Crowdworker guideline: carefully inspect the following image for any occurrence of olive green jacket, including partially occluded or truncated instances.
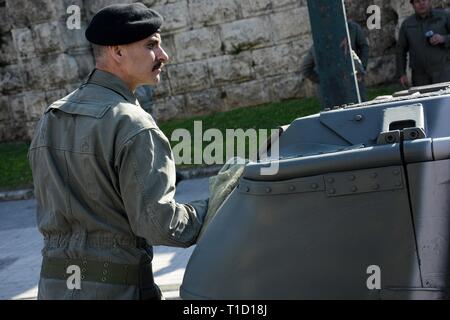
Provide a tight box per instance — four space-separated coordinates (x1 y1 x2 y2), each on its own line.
396 9 450 76
28 69 208 299
347 20 369 70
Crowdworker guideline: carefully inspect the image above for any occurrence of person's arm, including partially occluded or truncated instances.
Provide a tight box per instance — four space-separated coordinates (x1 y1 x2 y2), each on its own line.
355 25 369 70
445 10 450 48
396 23 409 86
300 49 320 83
115 128 207 248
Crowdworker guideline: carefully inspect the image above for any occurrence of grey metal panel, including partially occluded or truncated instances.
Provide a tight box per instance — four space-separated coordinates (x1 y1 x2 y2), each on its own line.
433 137 450 161
403 139 434 163
278 94 450 157
181 89 450 300
181 167 421 299
244 144 402 182
407 159 450 289
319 107 384 145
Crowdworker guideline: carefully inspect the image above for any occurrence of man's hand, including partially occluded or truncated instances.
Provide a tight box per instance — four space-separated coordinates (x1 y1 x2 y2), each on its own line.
399 75 409 88
430 34 445 46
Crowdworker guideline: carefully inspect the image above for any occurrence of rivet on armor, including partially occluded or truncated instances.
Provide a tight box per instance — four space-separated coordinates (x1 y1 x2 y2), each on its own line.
265 187 272 193
327 177 335 183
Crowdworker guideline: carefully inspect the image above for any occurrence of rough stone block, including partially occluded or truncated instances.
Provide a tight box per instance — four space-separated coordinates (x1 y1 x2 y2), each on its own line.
141 0 178 7
0 96 10 121
366 21 397 57
174 27 222 62
152 1 189 33
0 64 24 93
84 0 133 21
252 43 300 78
9 93 26 122
12 27 37 59
0 2 12 34
221 17 272 54
25 91 47 121
5 0 60 27
152 69 171 98
32 22 63 54
45 88 68 105
59 21 90 53
185 88 224 115
151 95 185 121
0 33 17 65
365 54 396 86
270 7 310 42
240 0 300 18
24 53 79 88
167 61 210 95
266 72 305 101
189 0 239 27
208 53 253 85
291 35 314 57
72 53 95 80
222 80 268 110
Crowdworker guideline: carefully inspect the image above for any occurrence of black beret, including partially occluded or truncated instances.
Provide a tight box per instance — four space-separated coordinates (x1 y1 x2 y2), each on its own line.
85 3 163 45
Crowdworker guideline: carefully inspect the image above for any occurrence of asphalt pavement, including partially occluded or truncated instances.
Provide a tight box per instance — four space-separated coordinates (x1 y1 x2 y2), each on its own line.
0 177 210 300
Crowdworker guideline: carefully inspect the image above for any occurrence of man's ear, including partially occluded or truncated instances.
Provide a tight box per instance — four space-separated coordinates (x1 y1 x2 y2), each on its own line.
108 45 124 63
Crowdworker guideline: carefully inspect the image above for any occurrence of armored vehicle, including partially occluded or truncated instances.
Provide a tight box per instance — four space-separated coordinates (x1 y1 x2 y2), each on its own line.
181 82 450 299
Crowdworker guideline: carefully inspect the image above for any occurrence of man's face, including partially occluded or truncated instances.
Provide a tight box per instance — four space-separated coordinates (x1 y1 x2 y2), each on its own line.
412 0 432 16
121 33 169 87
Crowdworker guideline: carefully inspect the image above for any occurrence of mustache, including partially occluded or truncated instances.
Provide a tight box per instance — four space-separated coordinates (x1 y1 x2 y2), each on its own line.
152 60 163 71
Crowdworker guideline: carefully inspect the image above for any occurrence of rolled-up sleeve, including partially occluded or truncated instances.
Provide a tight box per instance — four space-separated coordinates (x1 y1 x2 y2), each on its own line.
115 128 207 248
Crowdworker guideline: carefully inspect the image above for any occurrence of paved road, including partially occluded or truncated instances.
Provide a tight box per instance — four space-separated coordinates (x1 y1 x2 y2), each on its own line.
0 177 210 300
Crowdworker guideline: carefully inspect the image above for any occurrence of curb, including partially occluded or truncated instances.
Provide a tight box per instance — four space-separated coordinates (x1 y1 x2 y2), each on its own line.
0 189 34 202
0 166 220 202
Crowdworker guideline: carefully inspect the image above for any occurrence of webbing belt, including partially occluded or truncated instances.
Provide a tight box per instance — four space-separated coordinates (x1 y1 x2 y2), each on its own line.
41 256 153 287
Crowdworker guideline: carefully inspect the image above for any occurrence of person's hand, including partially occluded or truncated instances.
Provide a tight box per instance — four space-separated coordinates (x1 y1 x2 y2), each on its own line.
430 34 445 46
399 75 409 88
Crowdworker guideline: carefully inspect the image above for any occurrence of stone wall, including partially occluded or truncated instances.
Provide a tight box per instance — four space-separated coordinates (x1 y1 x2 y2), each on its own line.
1 0 449 142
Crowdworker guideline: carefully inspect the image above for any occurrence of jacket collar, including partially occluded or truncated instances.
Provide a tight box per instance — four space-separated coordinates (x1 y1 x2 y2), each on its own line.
415 8 434 20
85 69 138 104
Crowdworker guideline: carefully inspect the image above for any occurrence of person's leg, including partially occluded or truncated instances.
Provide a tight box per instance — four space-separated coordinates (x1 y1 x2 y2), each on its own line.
357 78 367 102
431 67 450 84
411 70 432 87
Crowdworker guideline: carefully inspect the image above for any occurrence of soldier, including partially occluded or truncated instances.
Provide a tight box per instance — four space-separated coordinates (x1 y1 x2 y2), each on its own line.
300 20 369 105
28 3 208 300
397 0 450 87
